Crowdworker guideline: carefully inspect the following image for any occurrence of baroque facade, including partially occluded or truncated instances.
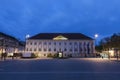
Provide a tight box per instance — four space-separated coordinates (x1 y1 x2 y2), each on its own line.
25 33 95 57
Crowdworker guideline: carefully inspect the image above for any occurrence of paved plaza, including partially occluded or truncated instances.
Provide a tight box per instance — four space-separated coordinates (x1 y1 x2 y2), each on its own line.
0 58 120 80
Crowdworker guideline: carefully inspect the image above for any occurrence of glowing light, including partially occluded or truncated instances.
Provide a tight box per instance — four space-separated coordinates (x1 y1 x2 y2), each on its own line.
59 53 62 58
8 53 13 56
94 34 98 38
109 50 114 56
26 34 30 39
53 35 68 40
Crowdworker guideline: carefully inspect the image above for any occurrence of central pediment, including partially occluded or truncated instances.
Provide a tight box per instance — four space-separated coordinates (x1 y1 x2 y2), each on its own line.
53 35 68 40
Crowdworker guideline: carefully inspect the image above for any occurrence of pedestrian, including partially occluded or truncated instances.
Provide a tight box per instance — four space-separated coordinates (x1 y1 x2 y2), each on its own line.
3 52 7 60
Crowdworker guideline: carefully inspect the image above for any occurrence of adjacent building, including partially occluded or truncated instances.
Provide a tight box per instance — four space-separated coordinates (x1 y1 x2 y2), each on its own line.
0 32 24 57
25 33 95 58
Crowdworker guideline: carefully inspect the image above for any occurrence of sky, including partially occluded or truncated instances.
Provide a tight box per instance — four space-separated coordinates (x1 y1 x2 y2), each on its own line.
0 0 120 41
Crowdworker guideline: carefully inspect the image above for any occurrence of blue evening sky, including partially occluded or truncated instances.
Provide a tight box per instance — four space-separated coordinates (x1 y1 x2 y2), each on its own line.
0 0 120 41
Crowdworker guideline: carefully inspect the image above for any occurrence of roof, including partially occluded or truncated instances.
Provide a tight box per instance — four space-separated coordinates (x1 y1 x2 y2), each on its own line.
28 33 93 40
0 32 18 41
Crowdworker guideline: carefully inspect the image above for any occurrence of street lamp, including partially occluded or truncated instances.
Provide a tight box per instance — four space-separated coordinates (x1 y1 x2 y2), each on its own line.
26 34 30 39
94 34 98 45
94 34 99 57
25 34 30 52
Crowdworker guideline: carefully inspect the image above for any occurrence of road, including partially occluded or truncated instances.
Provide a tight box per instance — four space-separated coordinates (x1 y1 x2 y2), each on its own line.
0 58 120 80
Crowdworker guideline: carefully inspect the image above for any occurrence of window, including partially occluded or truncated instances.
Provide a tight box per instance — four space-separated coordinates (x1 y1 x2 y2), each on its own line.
70 49 72 52
54 48 56 51
39 48 41 51
34 42 37 45
69 42 72 45
54 42 56 45
26 48 28 51
26 42 29 45
44 42 47 45
34 48 37 51
74 42 77 45
79 42 82 45
30 42 32 45
30 48 32 51
64 48 67 51
84 42 86 46
65 54 66 56
49 42 51 45
48 48 51 51
64 42 67 45
84 48 86 51
59 48 61 51
44 54 46 56
44 48 47 51
39 42 41 45
59 42 61 45
74 48 78 51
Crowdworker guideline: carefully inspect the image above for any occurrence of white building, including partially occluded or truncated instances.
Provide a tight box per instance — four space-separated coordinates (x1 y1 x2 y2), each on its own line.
25 33 95 58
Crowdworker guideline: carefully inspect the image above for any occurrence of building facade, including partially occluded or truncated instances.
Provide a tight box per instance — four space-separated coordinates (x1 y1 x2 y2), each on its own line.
25 33 95 57
0 32 22 57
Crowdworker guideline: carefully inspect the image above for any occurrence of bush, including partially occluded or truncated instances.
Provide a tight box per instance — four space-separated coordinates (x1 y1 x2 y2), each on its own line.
47 53 53 57
31 53 37 58
53 53 59 58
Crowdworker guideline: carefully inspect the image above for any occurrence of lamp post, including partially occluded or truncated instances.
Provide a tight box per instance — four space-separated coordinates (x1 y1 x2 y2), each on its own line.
25 34 30 52
94 34 98 57
94 34 98 45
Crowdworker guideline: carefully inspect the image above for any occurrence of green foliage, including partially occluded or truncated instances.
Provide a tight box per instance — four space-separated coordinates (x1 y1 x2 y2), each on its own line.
31 53 37 58
53 53 59 58
47 53 53 57
99 33 120 51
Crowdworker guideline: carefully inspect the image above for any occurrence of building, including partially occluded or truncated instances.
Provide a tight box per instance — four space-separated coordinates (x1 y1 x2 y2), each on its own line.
0 32 22 57
25 33 95 58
